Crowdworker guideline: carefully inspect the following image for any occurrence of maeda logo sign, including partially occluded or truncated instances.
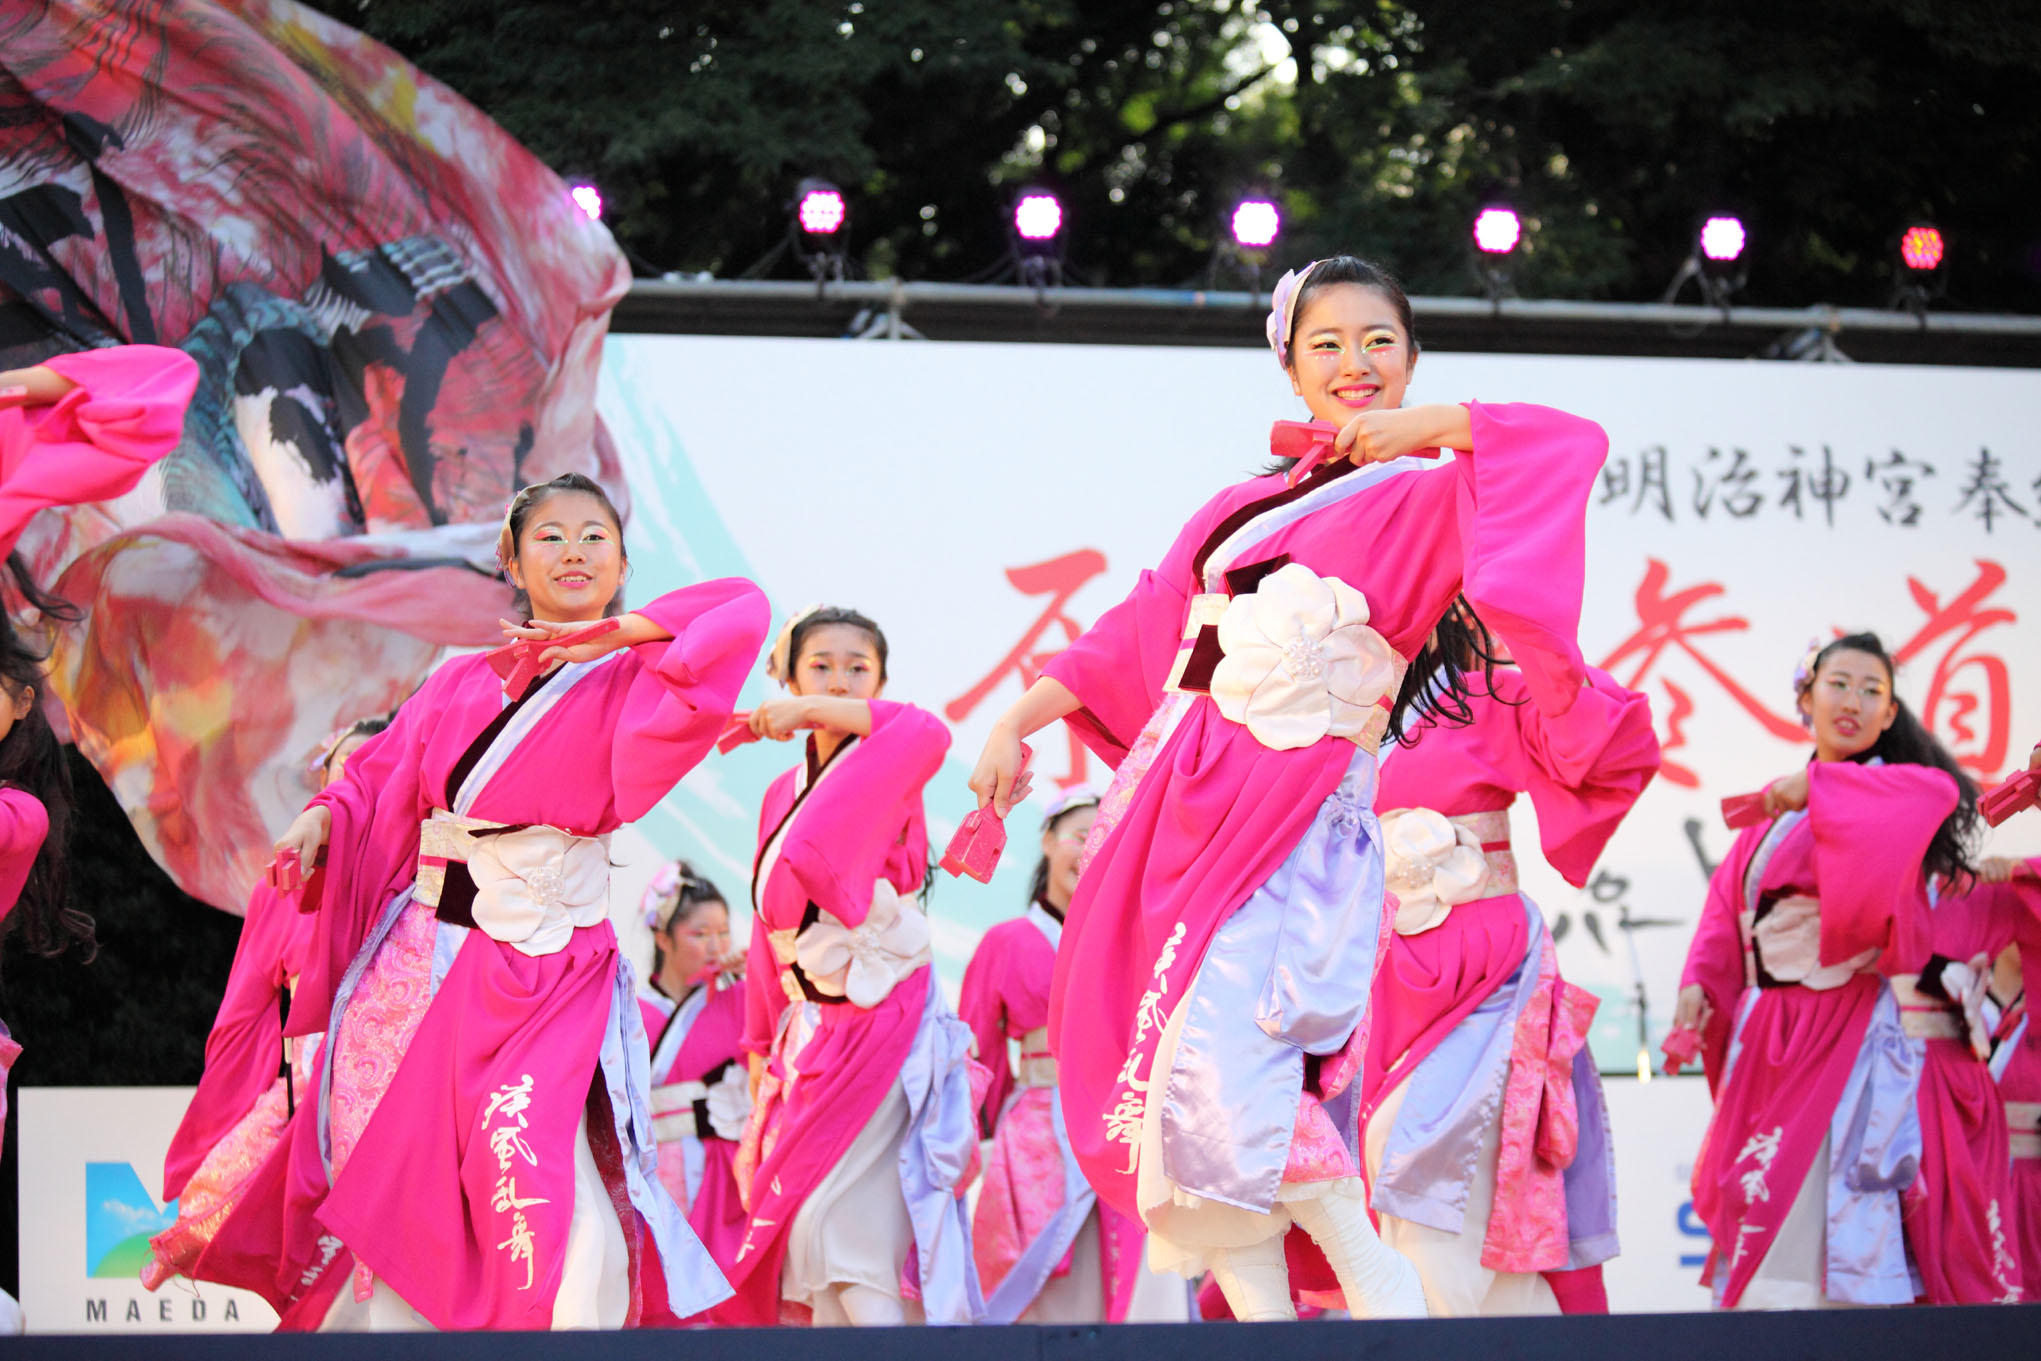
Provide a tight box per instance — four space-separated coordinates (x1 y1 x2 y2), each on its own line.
17 1088 277 1333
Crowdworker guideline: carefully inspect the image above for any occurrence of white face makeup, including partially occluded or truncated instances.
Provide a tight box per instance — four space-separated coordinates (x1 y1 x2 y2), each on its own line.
1286 282 1415 427
1799 647 1899 762
510 489 625 622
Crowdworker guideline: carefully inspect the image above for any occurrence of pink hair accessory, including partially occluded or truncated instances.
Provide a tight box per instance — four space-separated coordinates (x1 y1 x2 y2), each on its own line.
1790 635 1825 730
1265 259 1322 366
641 861 686 930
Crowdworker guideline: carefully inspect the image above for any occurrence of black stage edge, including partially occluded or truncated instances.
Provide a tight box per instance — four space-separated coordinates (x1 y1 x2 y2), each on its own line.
9 1306 2041 1360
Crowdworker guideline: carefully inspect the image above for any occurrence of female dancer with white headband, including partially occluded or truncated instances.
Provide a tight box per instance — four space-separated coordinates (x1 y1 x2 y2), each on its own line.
635 861 752 1307
222 472 767 1330
968 256 1610 1321
724 605 982 1327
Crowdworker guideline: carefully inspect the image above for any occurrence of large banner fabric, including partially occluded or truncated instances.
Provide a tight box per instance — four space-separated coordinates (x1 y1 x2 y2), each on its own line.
600 335 2041 1064
0 0 628 910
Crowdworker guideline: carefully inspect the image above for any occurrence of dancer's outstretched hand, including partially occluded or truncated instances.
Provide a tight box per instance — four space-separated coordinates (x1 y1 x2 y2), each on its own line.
1761 769 1810 817
1335 403 1471 466
498 614 636 669
0 365 77 408
1672 982 1713 1034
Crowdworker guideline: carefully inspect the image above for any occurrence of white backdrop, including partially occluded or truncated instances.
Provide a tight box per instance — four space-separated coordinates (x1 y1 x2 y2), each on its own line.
599 334 2041 1070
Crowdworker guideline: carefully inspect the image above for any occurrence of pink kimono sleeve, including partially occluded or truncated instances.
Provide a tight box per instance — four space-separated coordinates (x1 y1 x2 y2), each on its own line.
612 578 772 821
0 345 198 559
1515 666 1662 886
1680 832 1759 1093
0 789 50 923
1453 402 1609 717
289 671 438 1035
1041 484 1236 768
1807 760 1957 969
958 932 1014 1135
740 924 783 1058
775 700 950 928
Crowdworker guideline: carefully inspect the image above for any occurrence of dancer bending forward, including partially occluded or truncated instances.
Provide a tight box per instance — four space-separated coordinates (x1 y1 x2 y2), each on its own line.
969 256 1609 1321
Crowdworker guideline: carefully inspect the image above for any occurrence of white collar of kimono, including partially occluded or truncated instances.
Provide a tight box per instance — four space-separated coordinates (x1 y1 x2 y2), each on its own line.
1025 901 1063 949
452 650 624 815
650 977 713 1078
1200 454 1439 593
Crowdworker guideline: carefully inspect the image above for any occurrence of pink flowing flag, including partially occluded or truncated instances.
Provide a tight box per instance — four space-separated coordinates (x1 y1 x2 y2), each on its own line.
0 0 631 911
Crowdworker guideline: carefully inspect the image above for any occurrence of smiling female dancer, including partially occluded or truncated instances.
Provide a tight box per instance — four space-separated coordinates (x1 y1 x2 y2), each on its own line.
725 606 982 1326
1676 633 1980 1308
968 256 1611 1321
209 472 768 1330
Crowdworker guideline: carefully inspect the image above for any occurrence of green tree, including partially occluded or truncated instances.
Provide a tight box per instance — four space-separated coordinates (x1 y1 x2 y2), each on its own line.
310 0 2041 308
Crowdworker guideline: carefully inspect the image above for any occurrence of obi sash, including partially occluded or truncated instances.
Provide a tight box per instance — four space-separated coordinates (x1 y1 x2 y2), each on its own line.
765 879 933 1011
2006 1100 2041 1160
1163 559 1407 754
1379 806 1520 935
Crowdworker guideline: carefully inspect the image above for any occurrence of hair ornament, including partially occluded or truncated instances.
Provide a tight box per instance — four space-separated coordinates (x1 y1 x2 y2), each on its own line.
1265 260 1323 367
1041 785 1101 824
641 861 686 931
766 602 826 684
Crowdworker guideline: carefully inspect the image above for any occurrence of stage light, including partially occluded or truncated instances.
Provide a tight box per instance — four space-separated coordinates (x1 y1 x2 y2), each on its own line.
797 182 847 238
1472 206 1521 256
1231 199 1281 250
1014 192 1063 244
569 183 603 221
1699 215 1746 264
1901 224 1944 272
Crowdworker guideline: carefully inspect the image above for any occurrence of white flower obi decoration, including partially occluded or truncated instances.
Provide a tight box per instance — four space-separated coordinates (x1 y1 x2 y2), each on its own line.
705 1063 754 1141
794 879 932 1009
1209 561 1400 751
1940 953 1995 1063
465 825 613 957
1380 808 1491 936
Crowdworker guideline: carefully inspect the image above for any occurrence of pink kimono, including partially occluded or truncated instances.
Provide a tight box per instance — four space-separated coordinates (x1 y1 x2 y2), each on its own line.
728 701 983 1326
0 789 50 1151
1360 664 1658 1309
1043 404 1607 1276
1988 859 2041 1298
1681 760 1955 1308
1900 866 2033 1302
0 342 197 1154
961 905 1148 1321
192 579 768 1330
145 879 322 1289
636 975 751 1289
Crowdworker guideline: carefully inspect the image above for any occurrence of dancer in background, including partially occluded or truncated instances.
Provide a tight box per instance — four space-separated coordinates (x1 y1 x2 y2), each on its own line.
962 788 1183 1323
969 256 1610 1321
726 605 982 1327
144 716 389 1293
207 472 767 1330
1916 853 2037 1302
1360 603 1657 1315
0 343 198 1332
635 861 752 1294
1675 634 1976 1308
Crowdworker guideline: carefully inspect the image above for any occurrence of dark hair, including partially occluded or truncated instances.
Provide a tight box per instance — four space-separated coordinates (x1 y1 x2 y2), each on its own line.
497 472 628 620
322 714 392 777
1388 596 1514 747
1267 255 1420 477
0 564 88 964
1028 799 1098 908
788 606 890 684
649 861 727 977
1798 632 1979 888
